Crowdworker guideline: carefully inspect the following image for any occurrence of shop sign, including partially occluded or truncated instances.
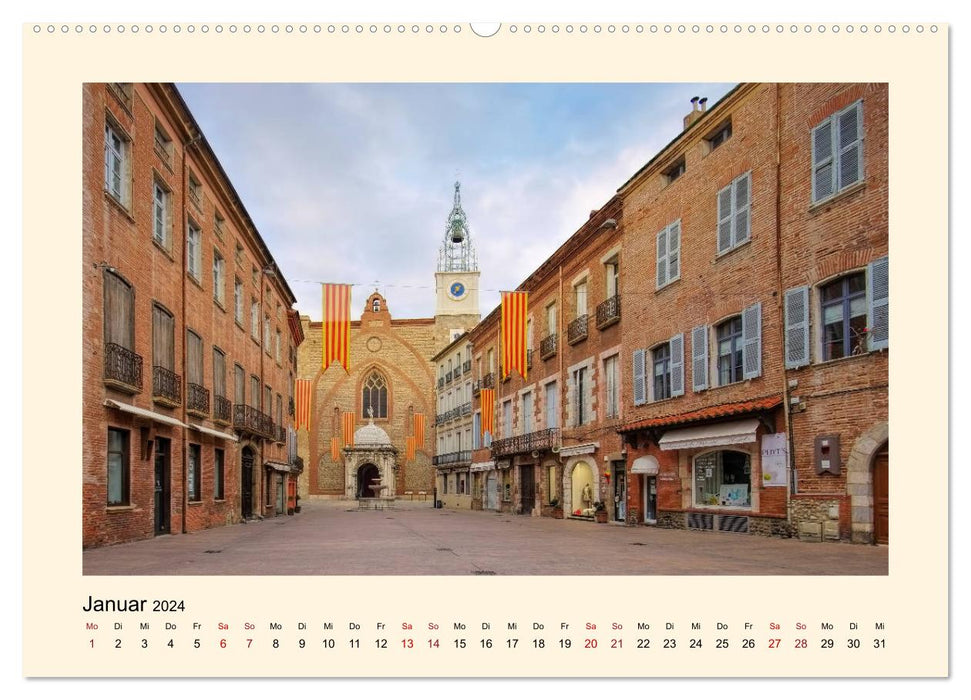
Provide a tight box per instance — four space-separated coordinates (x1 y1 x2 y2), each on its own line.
761 433 787 486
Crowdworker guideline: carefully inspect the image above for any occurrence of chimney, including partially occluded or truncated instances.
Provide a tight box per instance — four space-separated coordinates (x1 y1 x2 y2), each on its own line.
683 96 707 130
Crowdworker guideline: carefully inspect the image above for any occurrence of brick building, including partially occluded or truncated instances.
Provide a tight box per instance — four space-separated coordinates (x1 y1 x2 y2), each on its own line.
297 183 480 501
83 83 303 548
433 332 474 508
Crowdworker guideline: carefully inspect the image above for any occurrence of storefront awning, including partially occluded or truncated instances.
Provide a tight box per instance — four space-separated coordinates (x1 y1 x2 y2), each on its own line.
658 419 760 451
630 456 660 475
264 461 291 473
104 399 187 428
188 423 239 442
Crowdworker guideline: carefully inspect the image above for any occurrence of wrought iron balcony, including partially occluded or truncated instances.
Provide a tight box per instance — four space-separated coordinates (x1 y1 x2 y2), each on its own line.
482 372 496 390
152 366 181 406
567 314 589 345
472 380 481 396
103 342 142 393
460 402 472 416
233 404 274 439
540 333 557 360
432 450 472 467
213 395 232 424
491 428 560 458
187 383 210 417
462 360 472 374
435 412 448 426
596 294 621 329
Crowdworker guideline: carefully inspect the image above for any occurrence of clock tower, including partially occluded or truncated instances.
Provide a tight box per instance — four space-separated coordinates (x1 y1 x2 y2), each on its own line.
434 182 481 340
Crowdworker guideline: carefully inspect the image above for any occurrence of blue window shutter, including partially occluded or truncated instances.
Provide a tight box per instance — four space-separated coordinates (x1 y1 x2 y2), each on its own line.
656 229 668 288
812 118 835 203
668 221 681 281
742 302 762 379
838 101 863 190
717 184 733 254
734 172 751 245
784 286 811 369
868 256 889 351
670 333 685 397
691 325 708 392
633 349 646 406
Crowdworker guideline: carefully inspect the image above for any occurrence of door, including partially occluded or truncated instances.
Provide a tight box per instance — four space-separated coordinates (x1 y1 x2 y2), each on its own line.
485 474 497 510
153 437 170 535
873 447 889 544
613 462 626 522
241 447 254 519
520 465 535 515
644 476 657 522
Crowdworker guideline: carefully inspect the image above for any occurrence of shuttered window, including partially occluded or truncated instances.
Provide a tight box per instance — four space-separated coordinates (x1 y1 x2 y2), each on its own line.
812 100 864 204
692 325 709 391
545 381 558 428
670 333 685 397
604 355 619 418
187 223 202 280
250 375 260 409
152 181 169 248
234 278 244 323
867 256 889 351
656 220 681 289
716 172 752 255
234 364 245 405
716 318 743 385
186 330 203 385
633 349 646 406
152 304 175 371
652 344 671 401
212 249 225 305
821 272 868 360
104 122 127 204
213 348 226 398
741 302 762 379
103 271 134 350
784 286 811 368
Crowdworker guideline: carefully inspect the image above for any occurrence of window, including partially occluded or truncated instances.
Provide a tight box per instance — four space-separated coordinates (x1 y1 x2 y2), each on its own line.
188 444 201 502
574 281 588 319
250 375 260 409
213 348 226 400
663 156 686 184
605 258 619 299
264 315 272 355
152 304 175 372
545 382 558 428
234 278 244 324
522 391 533 434
812 101 863 204
694 450 751 508
214 448 225 500
656 220 681 288
652 343 671 401
107 427 130 506
276 394 283 428
546 303 556 334
473 413 481 449
275 329 282 364
152 181 170 248
154 121 172 164
264 385 272 416
716 171 752 255
502 400 512 437
604 355 619 419
235 364 245 405
103 271 134 351
362 372 388 418
573 368 586 426
716 317 744 385
820 272 868 361
186 330 203 388
187 222 202 281
235 242 244 267
705 120 732 151
251 299 260 340
212 250 225 305
487 349 495 373
188 174 202 210
104 122 128 205
214 211 225 240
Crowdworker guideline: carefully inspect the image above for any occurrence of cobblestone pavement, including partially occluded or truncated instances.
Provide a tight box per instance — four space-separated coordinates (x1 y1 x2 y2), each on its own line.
83 499 888 576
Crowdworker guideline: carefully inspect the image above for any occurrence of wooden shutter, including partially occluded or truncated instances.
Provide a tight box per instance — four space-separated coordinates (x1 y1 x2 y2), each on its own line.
717 184 733 253
668 221 681 281
838 102 863 190
656 229 668 288
670 333 685 397
235 365 245 405
812 118 835 202
633 349 646 406
213 349 226 397
734 173 751 245
153 305 174 370
742 302 762 379
692 325 709 392
868 256 889 351
784 286 811 368
186 330 202 384
103 272 133 349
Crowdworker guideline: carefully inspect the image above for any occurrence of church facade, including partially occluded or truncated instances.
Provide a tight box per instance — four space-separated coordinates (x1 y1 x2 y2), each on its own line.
296 183 481 500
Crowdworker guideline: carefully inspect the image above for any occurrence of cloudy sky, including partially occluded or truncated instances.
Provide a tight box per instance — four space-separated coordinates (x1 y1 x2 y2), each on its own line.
178 82 734 321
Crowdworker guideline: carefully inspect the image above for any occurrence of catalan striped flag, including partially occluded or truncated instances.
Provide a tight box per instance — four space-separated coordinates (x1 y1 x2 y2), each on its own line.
342 411 356 447
406 436 415 461
413 412 425 449
322 284 352 373
330 437 340 462
480 388 495 439
501 291 528 380
295 379 312 431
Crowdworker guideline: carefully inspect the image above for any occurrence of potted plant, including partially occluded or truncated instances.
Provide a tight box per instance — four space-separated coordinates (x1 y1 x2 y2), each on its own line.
593 501 609 523
550 498 564 519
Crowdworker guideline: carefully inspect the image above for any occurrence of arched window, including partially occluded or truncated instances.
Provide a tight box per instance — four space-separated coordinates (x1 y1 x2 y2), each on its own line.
694 450 751 508
362 371 388 419
372 298 381 312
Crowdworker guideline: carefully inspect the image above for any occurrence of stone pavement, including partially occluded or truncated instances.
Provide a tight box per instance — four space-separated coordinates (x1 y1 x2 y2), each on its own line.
82 499 888 576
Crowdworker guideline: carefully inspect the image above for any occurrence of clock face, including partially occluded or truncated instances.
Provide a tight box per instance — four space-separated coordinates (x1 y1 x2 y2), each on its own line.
449 281 466 298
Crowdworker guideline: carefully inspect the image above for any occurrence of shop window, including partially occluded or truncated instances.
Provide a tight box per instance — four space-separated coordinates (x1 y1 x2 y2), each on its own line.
107 427 130 506
694 450 751 508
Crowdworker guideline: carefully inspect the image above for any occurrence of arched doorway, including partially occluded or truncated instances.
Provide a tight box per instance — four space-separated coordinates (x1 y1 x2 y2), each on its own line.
357 463 381 498
846 421 889 544
570 461 595 515
872 441 889 545
241 446 254 519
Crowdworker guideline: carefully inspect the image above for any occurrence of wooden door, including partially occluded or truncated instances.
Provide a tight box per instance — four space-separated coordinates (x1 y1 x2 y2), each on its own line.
873 448 889 544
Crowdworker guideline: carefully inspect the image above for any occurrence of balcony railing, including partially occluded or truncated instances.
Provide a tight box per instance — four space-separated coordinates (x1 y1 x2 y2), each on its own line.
213 395 232 424
567 314 589 345
596 294 621 329
462 360 472 374
233 404 274 439
187 383 210 417
540 333 557 360
491 428 560 458
435 412 448 426
482 372 496 390
472 380 481 396
432 450 472 467
460 402 472 416
103 342 142 393
152 366 182 406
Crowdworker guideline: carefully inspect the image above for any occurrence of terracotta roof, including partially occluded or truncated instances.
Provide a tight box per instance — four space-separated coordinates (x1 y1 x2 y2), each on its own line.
617 395 784 434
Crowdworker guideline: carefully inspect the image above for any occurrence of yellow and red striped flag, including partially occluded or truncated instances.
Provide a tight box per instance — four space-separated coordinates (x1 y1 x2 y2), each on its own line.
406 436 415 461
330 437 340 462
413 412 425 449
295 379 312 431
322 283 351 373
501 291 528 380
342 411 356 447
480 388 495 438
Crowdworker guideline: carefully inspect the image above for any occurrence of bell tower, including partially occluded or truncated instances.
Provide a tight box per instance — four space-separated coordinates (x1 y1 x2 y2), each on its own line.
434 182 480 336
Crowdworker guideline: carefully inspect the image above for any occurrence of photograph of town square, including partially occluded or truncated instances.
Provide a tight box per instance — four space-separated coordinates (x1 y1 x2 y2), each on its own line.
82 82 888 575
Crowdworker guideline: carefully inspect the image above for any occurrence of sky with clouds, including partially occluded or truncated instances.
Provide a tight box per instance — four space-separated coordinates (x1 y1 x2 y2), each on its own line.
178 82 734 321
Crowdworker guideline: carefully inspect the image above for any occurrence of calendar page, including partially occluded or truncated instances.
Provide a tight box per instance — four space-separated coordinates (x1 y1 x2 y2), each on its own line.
19 11 949 687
